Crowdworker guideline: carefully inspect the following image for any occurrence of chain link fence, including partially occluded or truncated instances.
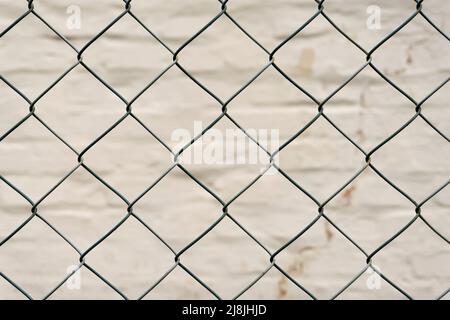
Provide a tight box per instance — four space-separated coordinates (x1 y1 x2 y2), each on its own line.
0 0 449 300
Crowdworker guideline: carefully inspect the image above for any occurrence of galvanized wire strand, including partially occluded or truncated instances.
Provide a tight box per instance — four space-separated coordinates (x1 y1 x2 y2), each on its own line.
0 0 448 300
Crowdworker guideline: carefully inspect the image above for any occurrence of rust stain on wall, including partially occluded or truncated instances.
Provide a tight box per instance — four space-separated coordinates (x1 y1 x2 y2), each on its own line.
324 220 334 242
298 48 315 76
340 185 356 206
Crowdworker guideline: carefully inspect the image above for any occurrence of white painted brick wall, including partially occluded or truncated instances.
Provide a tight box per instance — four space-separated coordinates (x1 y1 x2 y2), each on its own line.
0 0 449 300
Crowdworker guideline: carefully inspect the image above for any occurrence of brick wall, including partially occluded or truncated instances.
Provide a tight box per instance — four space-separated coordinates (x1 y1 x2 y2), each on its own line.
0 0 449 299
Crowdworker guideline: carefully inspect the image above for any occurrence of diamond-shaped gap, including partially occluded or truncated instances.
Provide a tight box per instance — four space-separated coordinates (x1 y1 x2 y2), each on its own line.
37 168 126 251
181 218 269 299
0 79 29 135
0 13 76 99
178 116 271 202
35 66 125 150
373 219 450 299
419 0 450 36
324 0 416 50
130 0 220 48
419 186 449 247
0 0 24 32
421 184 450 239
372 116 450 201
48 267 124 300
225 0 318 50
142 267 216 300
227 66 318 148
0 117 75 200
237 268 312 300
322 67 414 151
0 179 31 243
175 14 268 100
0 275 29 300
0 216 79 298
230 170 317 252
334 268 407 300
274 13 365 101
82 116 173 200
420 84 449 138
131 66 220 150
132 167 222 252
371 13 450 101
85 216 174 299
325 169 414 253
34 0 125 49
275 218 366 299
81 12 172 100
277 115 366 203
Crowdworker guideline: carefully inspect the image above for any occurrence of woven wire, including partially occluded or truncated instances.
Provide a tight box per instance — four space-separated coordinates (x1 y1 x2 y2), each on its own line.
0 0 449 300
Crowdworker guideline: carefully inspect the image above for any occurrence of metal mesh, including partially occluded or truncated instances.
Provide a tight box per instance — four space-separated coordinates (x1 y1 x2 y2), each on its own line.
0 0 448 300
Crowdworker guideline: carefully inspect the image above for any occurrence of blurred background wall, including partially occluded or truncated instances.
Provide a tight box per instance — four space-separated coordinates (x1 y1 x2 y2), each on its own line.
0 0 449 299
